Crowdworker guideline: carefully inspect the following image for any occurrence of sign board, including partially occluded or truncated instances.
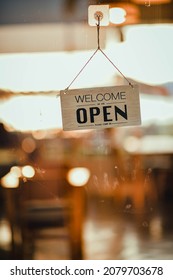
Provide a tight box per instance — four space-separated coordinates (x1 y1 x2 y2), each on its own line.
60 85 141 131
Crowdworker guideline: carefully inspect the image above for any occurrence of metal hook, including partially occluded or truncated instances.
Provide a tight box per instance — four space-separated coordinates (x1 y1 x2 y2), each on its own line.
94 11 103 22
94 11 103 49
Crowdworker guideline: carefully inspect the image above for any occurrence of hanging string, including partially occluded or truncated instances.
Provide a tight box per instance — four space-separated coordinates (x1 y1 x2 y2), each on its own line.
99 49 133 87
96 14 101 49
65 13 133 90
65 48 99 90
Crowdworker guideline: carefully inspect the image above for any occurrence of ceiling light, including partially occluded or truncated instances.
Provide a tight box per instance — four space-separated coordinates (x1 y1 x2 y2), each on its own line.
109 3 140 25
110 8 127 24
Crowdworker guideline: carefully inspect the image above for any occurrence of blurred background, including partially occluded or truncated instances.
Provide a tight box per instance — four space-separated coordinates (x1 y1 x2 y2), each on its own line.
0 0 173 260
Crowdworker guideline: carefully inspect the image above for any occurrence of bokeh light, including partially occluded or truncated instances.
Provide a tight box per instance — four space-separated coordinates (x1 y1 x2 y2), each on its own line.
67 167 90 187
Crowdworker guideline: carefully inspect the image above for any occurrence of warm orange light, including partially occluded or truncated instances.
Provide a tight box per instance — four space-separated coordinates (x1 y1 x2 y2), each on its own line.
67 167 90 187
132 0 171 5
22 165 35 178
1 172 19 188
22 137 36 153
0 220 12 247
10 166 22 178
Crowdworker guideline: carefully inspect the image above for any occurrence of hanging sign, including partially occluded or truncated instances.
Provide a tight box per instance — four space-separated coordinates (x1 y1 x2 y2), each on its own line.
60 85 141 131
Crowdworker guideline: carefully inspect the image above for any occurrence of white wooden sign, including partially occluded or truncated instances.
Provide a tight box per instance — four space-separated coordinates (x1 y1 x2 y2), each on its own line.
60 85 141 131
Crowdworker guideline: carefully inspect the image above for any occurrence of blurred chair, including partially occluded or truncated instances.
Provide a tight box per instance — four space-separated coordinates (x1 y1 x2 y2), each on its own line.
3 166 85 260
